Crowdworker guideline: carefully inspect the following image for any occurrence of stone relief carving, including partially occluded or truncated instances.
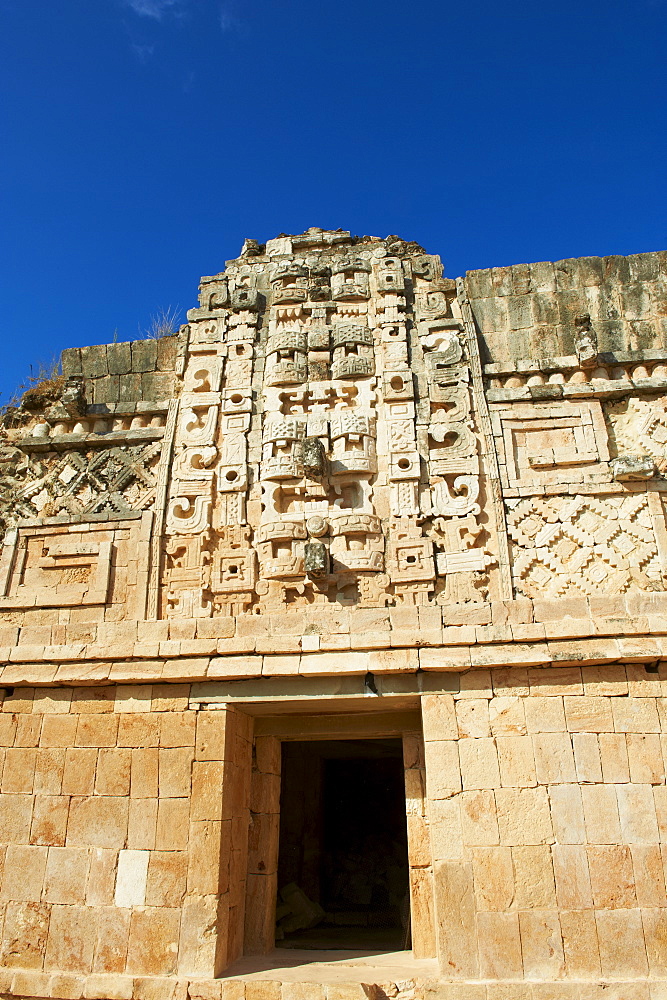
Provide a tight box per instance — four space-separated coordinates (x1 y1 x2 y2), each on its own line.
507 493 664 598
8 230 666 619
157 233 504 611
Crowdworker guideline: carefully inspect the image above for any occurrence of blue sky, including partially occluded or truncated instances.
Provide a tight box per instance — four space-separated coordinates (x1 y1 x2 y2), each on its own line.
1 0 665 404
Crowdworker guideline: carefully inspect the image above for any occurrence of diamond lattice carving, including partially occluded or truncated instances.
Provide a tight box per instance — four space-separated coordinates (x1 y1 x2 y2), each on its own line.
15 443 161 519
507 493 663 598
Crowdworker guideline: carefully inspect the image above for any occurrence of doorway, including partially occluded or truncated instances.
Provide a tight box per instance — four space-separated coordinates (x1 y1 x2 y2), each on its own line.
276 738 410 950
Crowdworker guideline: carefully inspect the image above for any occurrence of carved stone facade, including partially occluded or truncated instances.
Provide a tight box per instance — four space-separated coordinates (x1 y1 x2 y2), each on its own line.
0 234 667 999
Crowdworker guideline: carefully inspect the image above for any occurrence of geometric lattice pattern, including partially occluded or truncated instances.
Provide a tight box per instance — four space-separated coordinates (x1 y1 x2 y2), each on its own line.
15 443 161 519
507 493 663 598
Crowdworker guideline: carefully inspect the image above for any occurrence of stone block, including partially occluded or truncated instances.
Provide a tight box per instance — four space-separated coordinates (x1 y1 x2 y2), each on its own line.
642 907 667 976
518 909 565 979
560 909 601 978
107 342 132 376
533 733 577 784
459 788 499 846
419 647 472 672
30 794 69 845
282 986 325 1000
255 736 281 775
595 908 649 977
617 783 659 843
196 711 230 761
433 861 478 977
127 797 158 850
145 850 187 906
1 899 50 967
512 845 556 909
75 713 119 747
10 970 52 997
247 811 279 875
429 797 463 861
250 770 281 814
43 846 90 904
114 848 149 907
549 784 586 844
131 748 159 798
572 732 602 783
627 733 664 784
489 696 526 736
117 713 160 748
126 906 180 975
187 820 230 894
496 735 536 787
552 844 593 908
631 845 667 906
86 848 118 906
178 894 227 976
81 345 108 378
421 695 457 741
2 747 37 792
582 664 628 696
472 846 513 910
66 796 129 848
492 668 529 696
160 712 197 747
581 784 622 843
564 696 613 732
0 714 18 746
96 748 132 795
455 699 490 738
598 733 630 782
587 844 637 907
0 792 34 842
191 761 225 821
155 797 190 850
45 903 97 973
496 786 554 845
458 737 500 790
524 696 566 733
244 873 277 957
159 747 195 798
612 697 660 733
151 684 190 712
34 748 66 795
424 740 461 799
15 714 43 746
245 985 281 1000
458 670 493 698
49 972 86 999
0 844 48 901
476 911 522 978
130 339 158 373
62 347 83 376
85 973 134 999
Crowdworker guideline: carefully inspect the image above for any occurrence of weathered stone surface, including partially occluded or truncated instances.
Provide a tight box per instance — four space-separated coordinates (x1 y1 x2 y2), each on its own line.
0 236 665 992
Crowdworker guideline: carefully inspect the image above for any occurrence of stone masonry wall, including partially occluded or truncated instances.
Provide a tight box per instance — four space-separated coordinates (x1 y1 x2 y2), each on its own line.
1 232 667 995
0 686 253 988
61 334 186 406
423 666 667 982
467 252 667 364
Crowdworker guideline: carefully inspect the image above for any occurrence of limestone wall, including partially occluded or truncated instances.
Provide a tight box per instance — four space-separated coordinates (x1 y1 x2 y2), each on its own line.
61 334 185 406
423 667 667 981
1 230 667 994
0 685 253 986
467 251 667 364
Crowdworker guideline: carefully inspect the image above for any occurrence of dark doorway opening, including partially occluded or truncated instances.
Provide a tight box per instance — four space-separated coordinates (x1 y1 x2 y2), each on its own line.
276 738 410 951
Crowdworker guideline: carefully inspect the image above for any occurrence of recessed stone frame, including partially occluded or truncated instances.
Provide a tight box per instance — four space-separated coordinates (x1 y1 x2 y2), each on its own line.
207 706 436 969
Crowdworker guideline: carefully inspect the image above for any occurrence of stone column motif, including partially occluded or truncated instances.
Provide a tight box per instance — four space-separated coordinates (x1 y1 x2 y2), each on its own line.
158 230 505 613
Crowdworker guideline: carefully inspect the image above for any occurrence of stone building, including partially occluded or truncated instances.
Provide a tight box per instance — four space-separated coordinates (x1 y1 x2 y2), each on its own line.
0 228 666 1000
